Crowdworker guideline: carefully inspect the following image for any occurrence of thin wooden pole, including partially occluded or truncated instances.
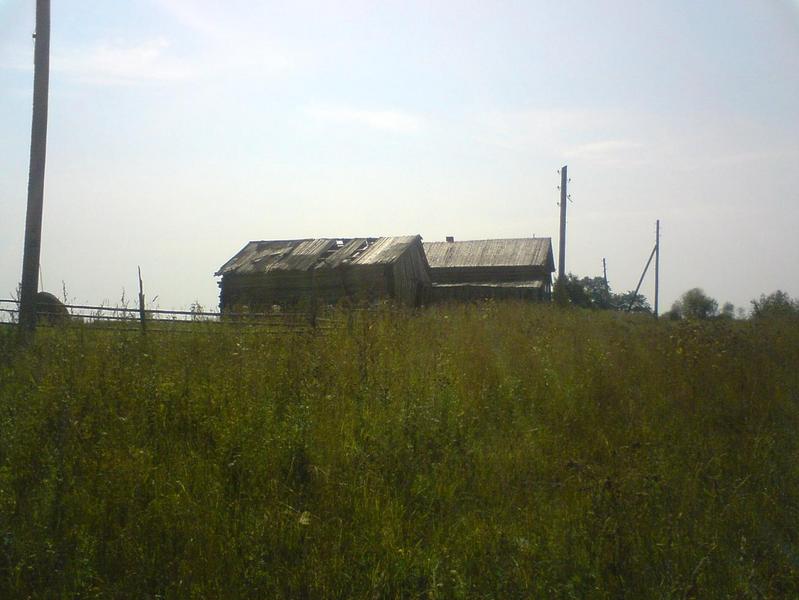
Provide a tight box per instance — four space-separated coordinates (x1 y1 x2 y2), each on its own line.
654 220 660 318
557 165 568 282
138 266 146 331
309 268 318 328
18 0 51 332
602 257 608 291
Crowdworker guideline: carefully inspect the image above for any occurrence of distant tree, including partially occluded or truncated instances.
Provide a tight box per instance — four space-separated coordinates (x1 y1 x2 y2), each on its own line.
666 301 683 320
677 288 718 320
614 290 652 313
563 275 592 308
719 301 735 319
553 274 614 309
580 276 613 309
553 277 569 307
552 273 650 312
751 290 798 319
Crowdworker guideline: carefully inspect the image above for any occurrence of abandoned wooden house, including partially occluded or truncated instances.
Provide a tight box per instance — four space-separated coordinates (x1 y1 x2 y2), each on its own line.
423 237 555 302
215 236 432 310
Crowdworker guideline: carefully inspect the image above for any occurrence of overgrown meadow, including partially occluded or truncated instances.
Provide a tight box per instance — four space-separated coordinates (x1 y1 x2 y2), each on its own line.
1 304 797 598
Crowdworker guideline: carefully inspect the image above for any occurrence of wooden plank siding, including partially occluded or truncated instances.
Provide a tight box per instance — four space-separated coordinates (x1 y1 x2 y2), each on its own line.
423 238 555 303
216 236 431 311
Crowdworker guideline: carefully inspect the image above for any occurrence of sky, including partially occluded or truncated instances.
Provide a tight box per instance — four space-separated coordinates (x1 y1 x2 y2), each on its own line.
1 0 798 313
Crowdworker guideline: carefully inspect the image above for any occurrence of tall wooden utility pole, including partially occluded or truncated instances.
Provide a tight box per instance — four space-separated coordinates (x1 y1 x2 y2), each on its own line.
602 258 608 290
654 219 660 318
19 0 51 331
557 165 568 282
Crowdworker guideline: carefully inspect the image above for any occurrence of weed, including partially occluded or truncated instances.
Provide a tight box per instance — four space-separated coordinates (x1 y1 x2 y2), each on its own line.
0 304 797 597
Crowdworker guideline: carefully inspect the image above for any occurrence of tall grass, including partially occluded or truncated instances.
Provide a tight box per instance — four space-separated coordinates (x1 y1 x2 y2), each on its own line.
1 303 797 598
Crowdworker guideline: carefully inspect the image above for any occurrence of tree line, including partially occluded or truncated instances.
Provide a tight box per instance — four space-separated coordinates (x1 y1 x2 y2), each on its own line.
553 274 798 320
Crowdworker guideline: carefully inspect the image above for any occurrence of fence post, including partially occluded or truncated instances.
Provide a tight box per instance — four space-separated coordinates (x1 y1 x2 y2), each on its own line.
138 266 146 332
308 268 318 328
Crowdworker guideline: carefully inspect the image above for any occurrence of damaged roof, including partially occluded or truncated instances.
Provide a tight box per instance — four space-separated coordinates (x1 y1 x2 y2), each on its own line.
215 236 425 276
351 236 422 266
423 238 555 271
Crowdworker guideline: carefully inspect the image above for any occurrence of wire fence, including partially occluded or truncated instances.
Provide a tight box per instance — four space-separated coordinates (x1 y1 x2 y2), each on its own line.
0 298 335 333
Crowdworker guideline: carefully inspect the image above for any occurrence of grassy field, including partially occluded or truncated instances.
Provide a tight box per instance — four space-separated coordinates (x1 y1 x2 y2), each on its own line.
0 304 797 598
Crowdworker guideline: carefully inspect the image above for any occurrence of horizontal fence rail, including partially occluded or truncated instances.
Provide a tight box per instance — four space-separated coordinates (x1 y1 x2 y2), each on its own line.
0 298 335 332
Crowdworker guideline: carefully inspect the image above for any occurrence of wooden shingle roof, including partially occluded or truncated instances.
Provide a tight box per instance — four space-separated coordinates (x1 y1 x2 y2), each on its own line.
423 238 554 272
216 236 425 276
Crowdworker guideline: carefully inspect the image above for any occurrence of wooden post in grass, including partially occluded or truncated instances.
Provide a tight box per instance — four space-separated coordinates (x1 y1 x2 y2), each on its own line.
138 266 146 331
654 220 660 318
309 268 318 328
18 0 51 333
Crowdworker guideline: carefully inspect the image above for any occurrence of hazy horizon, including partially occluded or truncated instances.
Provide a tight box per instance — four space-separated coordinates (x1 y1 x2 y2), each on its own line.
2 0 798 313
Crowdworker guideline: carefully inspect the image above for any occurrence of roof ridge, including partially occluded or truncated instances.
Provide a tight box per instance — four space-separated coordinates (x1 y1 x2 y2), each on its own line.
425 237 550 243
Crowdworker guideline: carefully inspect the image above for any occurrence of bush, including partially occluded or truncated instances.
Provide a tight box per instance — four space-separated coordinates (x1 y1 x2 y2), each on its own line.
673 288 718 320
554 274 650 312
751 290 798 320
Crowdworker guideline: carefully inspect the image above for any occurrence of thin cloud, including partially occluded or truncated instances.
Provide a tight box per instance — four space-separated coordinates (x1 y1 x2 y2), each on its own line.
471 107 641 159
152 0 297 73
474 108 599 150
152 0 225 39
49 37 291 87
307 106 425 134
52 38 194 85
566 139 646 166
4 0 296 87
472 108 655 167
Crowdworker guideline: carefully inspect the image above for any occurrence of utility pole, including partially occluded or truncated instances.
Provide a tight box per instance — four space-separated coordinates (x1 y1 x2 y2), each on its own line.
602 257 608 291
558 165 568 282
654 219 660 318
18 0 51 331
